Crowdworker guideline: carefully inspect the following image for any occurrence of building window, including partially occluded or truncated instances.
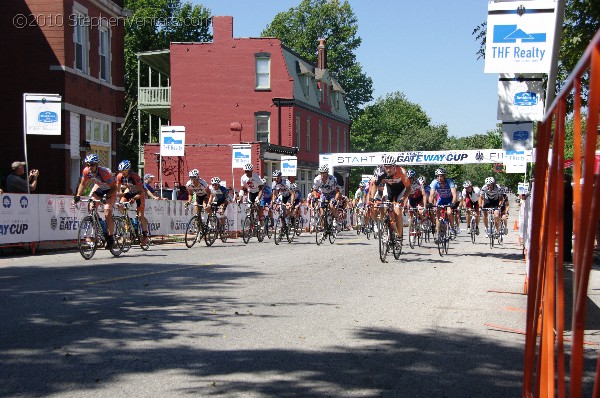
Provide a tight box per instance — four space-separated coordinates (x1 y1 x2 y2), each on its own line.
296 115 301 151
306 117 311 152
318 120 322 153
255 112 270 142
73 10 88 73
99 26 110 82
86 116 111 166
336 127 340 152
344 128 348 152
255 53 271 90
303 75 311 98
328 125 332 153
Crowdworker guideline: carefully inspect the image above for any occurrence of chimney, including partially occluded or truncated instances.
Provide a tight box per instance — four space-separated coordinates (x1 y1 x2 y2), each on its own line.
317 38 327 69
213 16 233 42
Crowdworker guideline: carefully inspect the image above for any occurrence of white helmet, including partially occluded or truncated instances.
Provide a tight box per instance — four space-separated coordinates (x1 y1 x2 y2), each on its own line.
189 169 199 178
381 154 396 166
210 177 221 184
318 165 329 173
243 163 254 171
435 168 446 176
260 178 267 185
463 180 472 188
485 176 495 185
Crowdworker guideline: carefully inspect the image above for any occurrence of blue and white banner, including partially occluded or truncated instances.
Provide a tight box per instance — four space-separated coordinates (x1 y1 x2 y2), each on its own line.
0 194 39 244
232 144 252 169
39 195 87 241
160 126 185 157
502 122 534 151
281 156 297 177
497 74 545 121
484 0 557 74
25 94 62 136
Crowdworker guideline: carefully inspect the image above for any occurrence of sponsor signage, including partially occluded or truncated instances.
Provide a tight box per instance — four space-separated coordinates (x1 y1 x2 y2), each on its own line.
497 74 545 121
502 122 534 151
160 126 185 156
518 182 530 195
24 94 62 135
281 156 297 177
484 1 557 73
0 194 39 244
232 144 252 169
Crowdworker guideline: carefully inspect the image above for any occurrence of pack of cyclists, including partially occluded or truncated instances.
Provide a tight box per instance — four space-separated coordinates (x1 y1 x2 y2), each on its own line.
73 153 512 253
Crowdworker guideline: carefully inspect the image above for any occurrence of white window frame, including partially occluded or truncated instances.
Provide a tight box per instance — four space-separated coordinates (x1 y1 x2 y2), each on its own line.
296 115 301 151
255 57 271 90
306 117 311 152
98 24 111 82
73 7 89 74
255 113 270 143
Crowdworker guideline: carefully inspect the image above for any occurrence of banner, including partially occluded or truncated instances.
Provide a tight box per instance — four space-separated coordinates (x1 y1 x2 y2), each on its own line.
502 122 534 151
38 195 87 241
24 94 62 136
518 182 530 195
160 126 185 157
281 156 297 176
484 1 557 74
0 194 40 244
497 74 545 121
232 144 252 169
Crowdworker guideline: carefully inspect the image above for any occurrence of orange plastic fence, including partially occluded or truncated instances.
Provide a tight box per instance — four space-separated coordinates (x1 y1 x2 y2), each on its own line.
522 29 600 397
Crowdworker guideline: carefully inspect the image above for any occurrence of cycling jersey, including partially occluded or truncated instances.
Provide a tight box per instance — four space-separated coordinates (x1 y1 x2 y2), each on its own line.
313 174 338 196
462 187 481 209
430 178 456 206
116 171 143 194
240 173 263 194
408 181 424 199
272 178 291 197
186 178 209 197
209 185 228 203
81 166 115 191
355 188 365 201
374 167 411 201
480 183 501 201
262 185 272 199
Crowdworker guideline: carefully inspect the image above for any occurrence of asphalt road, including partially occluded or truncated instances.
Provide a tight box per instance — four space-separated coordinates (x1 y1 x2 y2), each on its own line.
0 214 598 397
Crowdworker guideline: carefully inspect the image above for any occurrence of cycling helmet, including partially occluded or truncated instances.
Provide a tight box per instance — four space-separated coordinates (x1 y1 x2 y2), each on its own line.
273 170 282 177
381 154 396 166
463 180 472 188
118 160 131 171
435 168 446 176
210 177 221 185
290 183 298 190
417 176 426 185
485 176 495 185
406 169 416 178
260 178 267 185
188 169 199 178
243 163 254 171
84 154 100 164
318 165 329 173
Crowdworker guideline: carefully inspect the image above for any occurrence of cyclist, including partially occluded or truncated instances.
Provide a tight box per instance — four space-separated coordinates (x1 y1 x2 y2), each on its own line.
238 163 265 222
116 160 149 245
428 168 458 242
207 177 229 215
313 165 341 227
73 154 117 249
499 186 510 230
404 169 427 234
367 166 386 234
271 170 294 222
418 176 435 231
462 180 480 234
186 169 210 216
290 182 303 223
478 176 502 237
371 155 411 242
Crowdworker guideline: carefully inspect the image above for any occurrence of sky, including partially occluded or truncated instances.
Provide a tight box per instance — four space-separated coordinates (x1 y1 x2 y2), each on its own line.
190 0 500 138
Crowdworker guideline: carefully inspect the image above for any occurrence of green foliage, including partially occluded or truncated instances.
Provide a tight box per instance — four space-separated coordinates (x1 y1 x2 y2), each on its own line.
261 0 373 120
121 0 211 163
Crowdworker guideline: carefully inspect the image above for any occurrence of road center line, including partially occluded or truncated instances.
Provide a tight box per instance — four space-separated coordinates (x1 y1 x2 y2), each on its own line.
84 263 213 285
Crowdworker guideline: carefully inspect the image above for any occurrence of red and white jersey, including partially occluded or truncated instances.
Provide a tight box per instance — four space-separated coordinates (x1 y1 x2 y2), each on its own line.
81 166 115 191
186 178 209 196
240 173 263 194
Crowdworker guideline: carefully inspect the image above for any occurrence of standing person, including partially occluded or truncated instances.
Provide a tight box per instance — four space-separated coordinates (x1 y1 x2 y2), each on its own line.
6 161 39 193
73 154 117 249
143 174 162 200
428 168 458 241
116 160 149 245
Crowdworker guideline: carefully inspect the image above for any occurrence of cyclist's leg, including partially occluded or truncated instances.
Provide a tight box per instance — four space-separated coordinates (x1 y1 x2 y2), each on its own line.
393 202 403 239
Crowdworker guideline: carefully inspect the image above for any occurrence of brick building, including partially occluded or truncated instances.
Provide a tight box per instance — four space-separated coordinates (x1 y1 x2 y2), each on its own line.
140 16 351 196
2 0 127 194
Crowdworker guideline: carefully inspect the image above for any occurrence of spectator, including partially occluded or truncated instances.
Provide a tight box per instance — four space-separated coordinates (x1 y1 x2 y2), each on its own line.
6 161 39 193
227 187 235 202
177 185 189 201
143 174 163 200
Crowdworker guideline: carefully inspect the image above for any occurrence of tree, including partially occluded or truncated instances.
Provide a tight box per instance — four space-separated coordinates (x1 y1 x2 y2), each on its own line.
261 0 373 120
120 0 211 163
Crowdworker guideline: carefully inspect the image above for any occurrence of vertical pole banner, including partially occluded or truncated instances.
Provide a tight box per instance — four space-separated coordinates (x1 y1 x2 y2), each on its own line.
232 144 252 168
160 126 185 198
281 156 297 177
24 94 62 136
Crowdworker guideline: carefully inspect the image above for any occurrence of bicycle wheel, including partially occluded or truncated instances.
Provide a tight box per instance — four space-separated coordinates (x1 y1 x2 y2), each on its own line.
365 220 371 240
204 214 218 246
408 217 416 249
119 217 133 253
328 221 337 244
219 218 229 243
77 216 98 260
378 219 389 263
470 218 476 244
185 215 200 248
444 227 449 254
488 224 495 248
315 215 325 245
437 223 446 257
256 217 266 242
264 217 272 239
392 226 402 260
242 216 252 244
109 217 125 257
295 217 303 237
415 219 422 247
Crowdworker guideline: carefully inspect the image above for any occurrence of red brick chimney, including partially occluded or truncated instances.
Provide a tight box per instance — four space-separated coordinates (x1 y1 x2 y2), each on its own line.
317 38 327 69
213 16 233 42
